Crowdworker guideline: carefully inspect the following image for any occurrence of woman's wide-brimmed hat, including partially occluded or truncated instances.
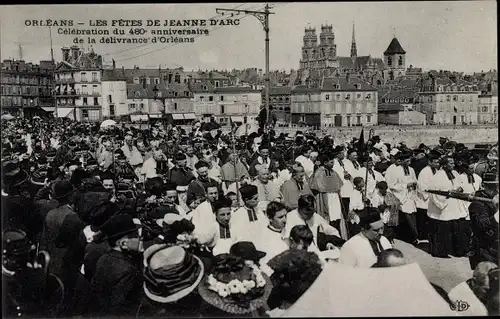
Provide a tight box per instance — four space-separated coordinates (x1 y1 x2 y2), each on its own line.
198 254 273 315
143 244 204 304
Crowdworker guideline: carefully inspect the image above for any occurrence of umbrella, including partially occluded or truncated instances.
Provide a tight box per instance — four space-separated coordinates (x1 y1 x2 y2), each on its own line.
100 119 117 129
281 262 455 317
1 114 15 121
235 123 258 137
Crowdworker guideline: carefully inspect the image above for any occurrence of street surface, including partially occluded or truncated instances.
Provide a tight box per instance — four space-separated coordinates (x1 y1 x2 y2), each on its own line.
393 239 472 292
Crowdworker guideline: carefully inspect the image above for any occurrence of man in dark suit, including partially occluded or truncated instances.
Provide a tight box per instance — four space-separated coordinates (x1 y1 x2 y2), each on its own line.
468 173 499 270
90 214 143 317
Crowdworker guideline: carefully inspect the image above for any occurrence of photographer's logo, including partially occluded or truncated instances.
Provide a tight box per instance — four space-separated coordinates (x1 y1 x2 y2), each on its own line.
450 300 470 312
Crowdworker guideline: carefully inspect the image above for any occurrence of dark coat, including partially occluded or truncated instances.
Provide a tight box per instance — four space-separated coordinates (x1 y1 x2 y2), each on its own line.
90 250 143 317
136 292 203 318
280 178 313 210
2 267 46 317
168 166 195 187
40 205 86 281
468 189 499 269
83 241 111 282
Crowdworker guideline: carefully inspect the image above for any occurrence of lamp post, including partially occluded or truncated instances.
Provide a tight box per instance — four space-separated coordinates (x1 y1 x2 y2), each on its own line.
152 85 166 130
216 4 274 133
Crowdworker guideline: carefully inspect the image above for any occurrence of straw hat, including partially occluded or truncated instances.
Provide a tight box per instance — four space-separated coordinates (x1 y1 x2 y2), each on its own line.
143 244 204 303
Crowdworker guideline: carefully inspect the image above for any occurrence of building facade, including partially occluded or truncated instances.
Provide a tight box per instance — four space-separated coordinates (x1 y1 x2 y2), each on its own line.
262 87 292 125
192 85 261 126
1 59 54 118
378 104 426 125
478 93 498 124
418 76 480 125
54 46 103 122
291 77 378 128
101 69 127 119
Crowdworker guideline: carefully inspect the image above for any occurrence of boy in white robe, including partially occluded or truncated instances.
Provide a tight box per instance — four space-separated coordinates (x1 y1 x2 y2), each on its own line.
231 184 268 244
415 150 441 243
193 196 241 256
255 201 289 268
386 150 418 245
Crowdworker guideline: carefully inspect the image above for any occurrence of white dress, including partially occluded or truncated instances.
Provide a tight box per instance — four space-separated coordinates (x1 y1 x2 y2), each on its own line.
339 233 392 268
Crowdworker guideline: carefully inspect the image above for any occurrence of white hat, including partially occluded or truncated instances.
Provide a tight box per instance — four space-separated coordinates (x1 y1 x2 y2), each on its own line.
156 213 183 228
390 148 400 156
176 185 188 192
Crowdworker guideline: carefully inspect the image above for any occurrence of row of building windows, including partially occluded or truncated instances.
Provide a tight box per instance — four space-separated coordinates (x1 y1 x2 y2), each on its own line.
420 95 474 103
198 95 249 102
263 96 291 103
57 72 99 82
436 104 474 112
293 104 375 114
1 75 51 85
383 97 412 103
294 92 373 101
129 103 146 113
1 96 43 107
435 86 477 92
2 85 52 96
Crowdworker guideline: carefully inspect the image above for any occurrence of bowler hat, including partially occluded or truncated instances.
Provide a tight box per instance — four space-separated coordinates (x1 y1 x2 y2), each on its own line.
230 241 266 263
101 213 139 241
52 179 75 200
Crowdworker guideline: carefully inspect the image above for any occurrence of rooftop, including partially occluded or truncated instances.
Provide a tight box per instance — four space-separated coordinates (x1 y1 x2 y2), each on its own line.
384 37 406 55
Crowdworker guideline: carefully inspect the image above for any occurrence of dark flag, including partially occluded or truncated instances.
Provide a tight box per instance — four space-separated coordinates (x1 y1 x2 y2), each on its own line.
258 106 267 130
357 128 365 159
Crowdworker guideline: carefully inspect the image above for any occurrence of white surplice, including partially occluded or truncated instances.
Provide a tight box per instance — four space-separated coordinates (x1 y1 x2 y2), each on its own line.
333 159 354 199
231 205 268 244
339 232 392 268
456 173 482 220
358 166 385 200
385 165 417 214
428 169 464 221
416 166 437 210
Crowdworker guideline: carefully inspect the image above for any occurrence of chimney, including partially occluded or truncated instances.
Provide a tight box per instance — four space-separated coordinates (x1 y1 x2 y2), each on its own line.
61 47 70 62
112 59 116 69
70 45 79 61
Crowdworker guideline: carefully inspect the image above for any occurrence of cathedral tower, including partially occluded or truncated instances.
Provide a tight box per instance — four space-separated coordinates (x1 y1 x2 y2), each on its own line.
350 22 357 61
300 27 318 70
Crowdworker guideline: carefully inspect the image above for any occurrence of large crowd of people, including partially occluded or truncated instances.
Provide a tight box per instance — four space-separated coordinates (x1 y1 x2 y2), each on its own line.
2 116 499 317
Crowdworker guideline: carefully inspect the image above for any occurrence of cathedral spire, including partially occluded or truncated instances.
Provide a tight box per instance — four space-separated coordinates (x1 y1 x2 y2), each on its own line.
350 21 357 60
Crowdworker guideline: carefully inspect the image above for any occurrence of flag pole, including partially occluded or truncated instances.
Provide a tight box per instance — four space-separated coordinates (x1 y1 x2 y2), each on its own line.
231 124 241 204
363 129 375 202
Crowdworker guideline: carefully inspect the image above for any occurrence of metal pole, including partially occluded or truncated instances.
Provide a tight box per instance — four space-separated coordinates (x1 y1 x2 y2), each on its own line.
215 4 274 132
264 4 270 134
232 130 241 204
363 129 374 201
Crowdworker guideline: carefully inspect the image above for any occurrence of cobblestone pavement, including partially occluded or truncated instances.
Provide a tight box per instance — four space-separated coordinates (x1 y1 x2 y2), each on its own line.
393 239 473 292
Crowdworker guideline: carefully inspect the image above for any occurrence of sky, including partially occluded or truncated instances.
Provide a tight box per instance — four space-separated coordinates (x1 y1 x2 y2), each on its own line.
0 2 497 73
